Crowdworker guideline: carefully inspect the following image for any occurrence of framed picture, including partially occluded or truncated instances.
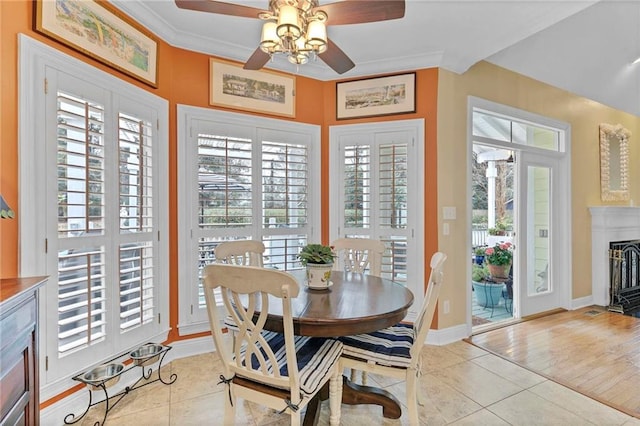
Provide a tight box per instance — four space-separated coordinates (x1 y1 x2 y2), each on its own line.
209 59 296 118
336 72 416 120
35 0 159 87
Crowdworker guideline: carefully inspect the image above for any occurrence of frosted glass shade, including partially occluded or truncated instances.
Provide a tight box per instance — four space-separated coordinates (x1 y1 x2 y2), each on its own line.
276 5 301 39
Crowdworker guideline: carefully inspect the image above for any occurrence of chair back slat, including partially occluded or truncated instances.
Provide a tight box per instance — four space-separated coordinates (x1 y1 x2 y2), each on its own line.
203 264 300 392
410 252 447 363
215 240 265 267
331 238 385 277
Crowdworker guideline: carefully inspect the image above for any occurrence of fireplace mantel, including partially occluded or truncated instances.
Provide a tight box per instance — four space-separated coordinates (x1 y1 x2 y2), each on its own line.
590 206 640 306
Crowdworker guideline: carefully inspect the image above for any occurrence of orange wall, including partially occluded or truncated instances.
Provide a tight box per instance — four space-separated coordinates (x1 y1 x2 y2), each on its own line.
0 1 439 337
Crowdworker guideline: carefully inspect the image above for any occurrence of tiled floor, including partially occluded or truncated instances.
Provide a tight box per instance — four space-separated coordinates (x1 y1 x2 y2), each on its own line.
75 341 640 425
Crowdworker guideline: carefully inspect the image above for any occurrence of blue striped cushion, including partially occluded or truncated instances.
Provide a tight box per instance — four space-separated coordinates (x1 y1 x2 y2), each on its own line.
239 331 343 396
339 322 415 368
224 315 239 332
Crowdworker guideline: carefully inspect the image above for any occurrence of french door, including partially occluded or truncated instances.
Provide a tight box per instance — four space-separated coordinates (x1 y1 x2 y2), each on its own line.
469 97 571 327
516 152 565 316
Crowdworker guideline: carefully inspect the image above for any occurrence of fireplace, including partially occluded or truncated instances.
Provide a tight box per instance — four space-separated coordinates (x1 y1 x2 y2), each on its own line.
590 206 640 307
608 240 640 313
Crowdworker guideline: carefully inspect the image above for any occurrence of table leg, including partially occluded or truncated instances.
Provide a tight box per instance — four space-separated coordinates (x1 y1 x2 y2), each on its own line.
341 376 402 419
302 375 402 424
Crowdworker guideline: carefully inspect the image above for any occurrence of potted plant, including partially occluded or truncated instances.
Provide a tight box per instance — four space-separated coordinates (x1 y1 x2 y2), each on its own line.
488 220 509 236
472 263 489 283
484 242 514 279
471 264 504 308
473 246 487 265
298 244 335 266
298 244 335 289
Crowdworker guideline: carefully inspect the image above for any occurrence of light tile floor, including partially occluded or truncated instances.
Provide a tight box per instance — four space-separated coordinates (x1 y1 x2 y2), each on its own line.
76 341 640 425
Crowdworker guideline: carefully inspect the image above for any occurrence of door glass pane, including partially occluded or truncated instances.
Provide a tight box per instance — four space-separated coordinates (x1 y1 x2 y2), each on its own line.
528 166 550 296
119 113 153 233
262 141 308 228
57 246 106 355
197 134 252 228
379 143 408 229
343 145 371 228
57 92 105 237
119 242 154 331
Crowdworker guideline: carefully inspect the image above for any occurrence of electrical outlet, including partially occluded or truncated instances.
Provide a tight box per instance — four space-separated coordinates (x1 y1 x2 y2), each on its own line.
443 300 450 314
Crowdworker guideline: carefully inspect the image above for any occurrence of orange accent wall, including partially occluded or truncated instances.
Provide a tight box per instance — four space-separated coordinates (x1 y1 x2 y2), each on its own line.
0 1 440 405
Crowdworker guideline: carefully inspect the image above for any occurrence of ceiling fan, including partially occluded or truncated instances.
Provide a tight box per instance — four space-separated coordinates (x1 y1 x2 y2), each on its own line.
174 0 406 74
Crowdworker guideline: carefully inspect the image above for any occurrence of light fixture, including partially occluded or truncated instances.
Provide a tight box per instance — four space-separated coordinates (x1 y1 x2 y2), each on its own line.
632 56 640 65
259 0 328 67
0 195 15 219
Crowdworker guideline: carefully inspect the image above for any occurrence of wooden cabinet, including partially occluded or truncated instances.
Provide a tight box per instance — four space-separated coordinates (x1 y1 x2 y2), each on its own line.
1 277 46 426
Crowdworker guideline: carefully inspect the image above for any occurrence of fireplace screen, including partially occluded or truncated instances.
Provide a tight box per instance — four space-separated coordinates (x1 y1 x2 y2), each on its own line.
609 240 640 313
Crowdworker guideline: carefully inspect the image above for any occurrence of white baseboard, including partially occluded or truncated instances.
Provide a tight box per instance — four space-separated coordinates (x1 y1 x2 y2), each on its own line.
425 324 469 346
571 295 596 310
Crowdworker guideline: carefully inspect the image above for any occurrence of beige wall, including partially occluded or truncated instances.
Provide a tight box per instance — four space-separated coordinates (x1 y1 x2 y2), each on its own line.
437 61 640 328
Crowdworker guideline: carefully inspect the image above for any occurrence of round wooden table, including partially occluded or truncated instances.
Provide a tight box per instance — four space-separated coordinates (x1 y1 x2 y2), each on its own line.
262 270 415 338
260 270 415 425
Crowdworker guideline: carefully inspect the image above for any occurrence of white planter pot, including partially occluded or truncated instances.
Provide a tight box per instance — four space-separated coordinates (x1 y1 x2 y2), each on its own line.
305 264 333 289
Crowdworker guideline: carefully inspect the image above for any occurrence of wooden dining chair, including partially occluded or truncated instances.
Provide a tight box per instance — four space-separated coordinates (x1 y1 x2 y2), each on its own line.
214 240 265 267
331 237 386 383
214 240 265 335
331 237 386 277
339 252 447 425
202 264 344 426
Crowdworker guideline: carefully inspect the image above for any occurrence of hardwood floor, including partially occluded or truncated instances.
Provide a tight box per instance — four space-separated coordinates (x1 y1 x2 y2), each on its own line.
468 306 640 419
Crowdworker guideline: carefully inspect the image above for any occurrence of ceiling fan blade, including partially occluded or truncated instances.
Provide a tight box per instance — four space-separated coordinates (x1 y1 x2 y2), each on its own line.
174 0 264 19
319 39 355 74
315 0 405 25
243 48 271 70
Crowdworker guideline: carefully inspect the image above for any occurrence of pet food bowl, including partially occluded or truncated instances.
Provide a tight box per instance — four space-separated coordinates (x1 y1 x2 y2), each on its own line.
130 343 163 366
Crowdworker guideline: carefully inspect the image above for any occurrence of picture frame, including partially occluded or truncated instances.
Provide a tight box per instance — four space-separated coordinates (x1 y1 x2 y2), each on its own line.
34 0 159 87
336 72 416 120
209 59 296 118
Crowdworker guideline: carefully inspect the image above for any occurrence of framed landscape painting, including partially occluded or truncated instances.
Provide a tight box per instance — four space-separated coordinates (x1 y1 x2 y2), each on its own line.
336 73 416 119
209 59 296 118
35 0 159 87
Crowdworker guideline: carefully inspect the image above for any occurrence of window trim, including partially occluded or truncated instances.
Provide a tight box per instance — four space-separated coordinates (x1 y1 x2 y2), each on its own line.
18 35 169 400
329 119 425 320
176 105 321 335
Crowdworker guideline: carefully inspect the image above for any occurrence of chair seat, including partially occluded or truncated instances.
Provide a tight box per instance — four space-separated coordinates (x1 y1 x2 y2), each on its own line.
339 323 414 368
240 331 343 396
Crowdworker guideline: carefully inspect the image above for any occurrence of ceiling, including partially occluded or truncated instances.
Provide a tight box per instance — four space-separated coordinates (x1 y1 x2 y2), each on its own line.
112 0 640 117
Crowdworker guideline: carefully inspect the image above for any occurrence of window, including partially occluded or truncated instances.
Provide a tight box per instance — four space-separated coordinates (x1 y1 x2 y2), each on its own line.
330 120 425 319
19 36 169 393
177 106 320 334
473 110 561 151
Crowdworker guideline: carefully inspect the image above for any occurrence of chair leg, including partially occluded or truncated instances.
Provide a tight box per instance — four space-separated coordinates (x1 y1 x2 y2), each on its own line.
406 372 419 425
224 385 236 425
329 371 343 426
290 411 301 426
